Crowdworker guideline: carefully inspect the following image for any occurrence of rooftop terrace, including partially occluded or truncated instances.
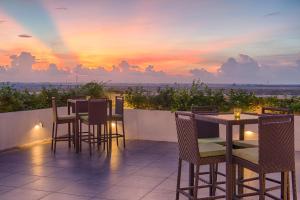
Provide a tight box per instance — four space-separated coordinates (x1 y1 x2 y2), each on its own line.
0 140 299 200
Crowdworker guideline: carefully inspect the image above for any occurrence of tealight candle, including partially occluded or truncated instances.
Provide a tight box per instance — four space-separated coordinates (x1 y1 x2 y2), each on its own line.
234 108 242 119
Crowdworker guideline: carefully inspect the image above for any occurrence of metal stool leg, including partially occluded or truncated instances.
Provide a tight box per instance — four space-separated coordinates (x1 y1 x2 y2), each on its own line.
259 173 266 200
176 158 182 200
292 171 297 200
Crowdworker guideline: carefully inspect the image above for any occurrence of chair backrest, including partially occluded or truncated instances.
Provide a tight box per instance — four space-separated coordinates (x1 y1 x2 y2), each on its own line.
74 100 88 114
51 97 58 122
71 97 87 113
262 107 291 114
191 106 219 138
175 112 200 164
88 99 108 125
258 115 295 172
115 96 124 115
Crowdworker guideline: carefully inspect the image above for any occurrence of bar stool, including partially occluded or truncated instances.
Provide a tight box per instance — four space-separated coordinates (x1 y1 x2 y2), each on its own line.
175 112 226 200
191 106 225 145
233 107 291 149
79 99 109 155
51 97 76 154
191 106 226 195
233 115 297 200
111 96 126 148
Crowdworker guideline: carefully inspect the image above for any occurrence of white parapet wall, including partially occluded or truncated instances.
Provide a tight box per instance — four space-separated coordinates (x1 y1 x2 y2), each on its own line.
0 108 300 151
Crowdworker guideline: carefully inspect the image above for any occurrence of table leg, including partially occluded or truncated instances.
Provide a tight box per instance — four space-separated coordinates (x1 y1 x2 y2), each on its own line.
226 124 234 200
67 103 71 147
189 163 194 196
75 119 79 153
238 124 245 195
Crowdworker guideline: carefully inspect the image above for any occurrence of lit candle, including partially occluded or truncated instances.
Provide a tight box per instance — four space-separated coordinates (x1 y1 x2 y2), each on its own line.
234 108 242 119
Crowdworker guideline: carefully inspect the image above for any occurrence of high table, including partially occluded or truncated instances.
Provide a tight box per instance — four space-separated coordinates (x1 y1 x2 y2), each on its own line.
192 113 290 199
193 113 259 200
67 99 113 153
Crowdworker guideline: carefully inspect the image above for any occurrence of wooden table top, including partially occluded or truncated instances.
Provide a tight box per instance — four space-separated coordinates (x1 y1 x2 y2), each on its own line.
195 113 259 125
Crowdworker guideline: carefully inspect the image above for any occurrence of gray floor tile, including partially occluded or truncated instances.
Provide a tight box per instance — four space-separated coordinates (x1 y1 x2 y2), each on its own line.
40 193 91 200
0 188 49 200
0 174 40 187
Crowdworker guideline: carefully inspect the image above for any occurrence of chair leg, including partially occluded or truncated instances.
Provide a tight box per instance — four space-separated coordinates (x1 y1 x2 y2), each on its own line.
88 125 92 156
176 158 182 200
259 173 266 200
68 122 71 148
237 165 244 196
122 119 126 148
53 123 58 154
232 164 237 197
105 124 109 152
72 122 76 148
102 124 105 150
116 120 119 146
97 125 100 150
51 122 55 150
194 165 200 200
209 164 213 196
292 170 297 200
79 121 82 152
212 163 218 196
282 172 290 200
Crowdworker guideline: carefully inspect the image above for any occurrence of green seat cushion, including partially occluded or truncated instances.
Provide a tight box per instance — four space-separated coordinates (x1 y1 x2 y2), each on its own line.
233 148 258 164
111 114 123 120
79 115 89 122
198 137 226 145
198 143 226 158
233 140 258 148
58 114 76 121
78 112 88 116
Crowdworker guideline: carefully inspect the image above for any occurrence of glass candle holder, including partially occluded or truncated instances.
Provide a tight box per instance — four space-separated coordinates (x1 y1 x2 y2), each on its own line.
234 107 242 119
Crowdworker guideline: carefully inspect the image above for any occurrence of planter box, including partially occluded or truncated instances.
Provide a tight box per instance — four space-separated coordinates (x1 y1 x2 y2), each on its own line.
1 108 300 151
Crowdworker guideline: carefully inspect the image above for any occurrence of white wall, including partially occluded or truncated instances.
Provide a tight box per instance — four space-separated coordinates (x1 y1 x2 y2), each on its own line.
123 109 300 151
1 108 300 151
0 107 68 150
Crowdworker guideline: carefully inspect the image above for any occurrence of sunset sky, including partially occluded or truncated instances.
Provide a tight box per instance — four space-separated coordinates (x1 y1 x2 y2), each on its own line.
0 0 300 83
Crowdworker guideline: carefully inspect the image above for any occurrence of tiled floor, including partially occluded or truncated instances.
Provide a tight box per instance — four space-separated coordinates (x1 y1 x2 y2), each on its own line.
0 140 299 200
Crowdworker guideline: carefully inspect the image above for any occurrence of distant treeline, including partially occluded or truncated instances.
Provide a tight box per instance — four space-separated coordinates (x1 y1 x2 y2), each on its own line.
1 81 300 113
125 81 300 113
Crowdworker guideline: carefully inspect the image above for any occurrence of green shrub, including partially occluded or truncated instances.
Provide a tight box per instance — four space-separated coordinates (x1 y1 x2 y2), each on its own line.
0 82 107 113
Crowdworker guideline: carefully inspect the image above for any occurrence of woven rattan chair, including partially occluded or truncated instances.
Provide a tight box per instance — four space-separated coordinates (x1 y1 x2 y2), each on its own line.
110 96 126 148
175 111 226 200
191 105 226 195
233 115 297 200
191 106 225 145
51 97 76 154
79 99 109 155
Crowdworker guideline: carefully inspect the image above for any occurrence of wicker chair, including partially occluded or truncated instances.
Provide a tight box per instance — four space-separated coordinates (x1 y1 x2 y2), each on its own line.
110 96 126 148
175 111 226 200
233 115 297 199
79 99 109 155
233 107 291 149
191 106 225 145
51 97 76 153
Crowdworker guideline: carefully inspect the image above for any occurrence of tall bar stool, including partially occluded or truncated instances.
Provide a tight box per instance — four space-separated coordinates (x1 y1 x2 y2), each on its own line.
175 112 226 200
191 106 225 144
233 115 297 200
111 96 126 148
51 97 76 154
234 107 293 198
79 99 109 155
234 107 291 149
191 106 226 195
